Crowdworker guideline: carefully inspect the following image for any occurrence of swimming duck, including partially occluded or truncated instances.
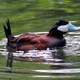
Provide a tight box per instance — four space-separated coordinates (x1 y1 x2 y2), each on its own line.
3 20 80 51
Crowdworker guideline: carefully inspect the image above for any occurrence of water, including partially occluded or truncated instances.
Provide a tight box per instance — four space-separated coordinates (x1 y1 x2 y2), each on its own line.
0 33 80 80
0 0 80 79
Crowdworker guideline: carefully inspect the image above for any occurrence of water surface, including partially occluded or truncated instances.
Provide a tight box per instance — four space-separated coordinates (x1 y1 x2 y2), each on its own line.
0 33 80 80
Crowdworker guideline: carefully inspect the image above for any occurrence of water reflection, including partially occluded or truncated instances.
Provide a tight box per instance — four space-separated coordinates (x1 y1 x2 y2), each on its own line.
50 47 66 69
53 47 65 60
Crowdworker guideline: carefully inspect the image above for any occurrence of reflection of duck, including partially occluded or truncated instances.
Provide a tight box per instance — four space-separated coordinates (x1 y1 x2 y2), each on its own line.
4 20 80 51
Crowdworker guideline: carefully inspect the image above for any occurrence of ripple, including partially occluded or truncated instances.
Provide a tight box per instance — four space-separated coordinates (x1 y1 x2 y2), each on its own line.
33 68 80 74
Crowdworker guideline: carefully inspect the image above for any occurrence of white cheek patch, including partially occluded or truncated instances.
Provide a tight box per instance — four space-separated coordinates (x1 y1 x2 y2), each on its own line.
57 25 68 32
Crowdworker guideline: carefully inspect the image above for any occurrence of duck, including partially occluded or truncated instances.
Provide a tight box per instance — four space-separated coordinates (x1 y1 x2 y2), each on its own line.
3 19 80 52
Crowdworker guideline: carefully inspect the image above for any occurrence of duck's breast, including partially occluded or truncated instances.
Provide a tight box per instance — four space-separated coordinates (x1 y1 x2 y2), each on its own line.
47 36 66 47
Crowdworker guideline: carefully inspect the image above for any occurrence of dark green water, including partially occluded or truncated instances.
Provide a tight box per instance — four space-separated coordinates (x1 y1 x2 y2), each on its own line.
0 0 80 80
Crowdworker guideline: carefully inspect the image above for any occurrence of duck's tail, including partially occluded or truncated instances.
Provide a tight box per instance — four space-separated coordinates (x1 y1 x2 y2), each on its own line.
4 19 13 38
4 19 16 52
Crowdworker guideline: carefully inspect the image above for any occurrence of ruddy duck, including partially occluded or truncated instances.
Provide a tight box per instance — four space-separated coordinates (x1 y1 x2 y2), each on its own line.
4 20 80 51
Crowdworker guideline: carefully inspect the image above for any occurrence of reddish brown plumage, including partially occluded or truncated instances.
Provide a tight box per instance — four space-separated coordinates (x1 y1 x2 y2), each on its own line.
17 33 50 50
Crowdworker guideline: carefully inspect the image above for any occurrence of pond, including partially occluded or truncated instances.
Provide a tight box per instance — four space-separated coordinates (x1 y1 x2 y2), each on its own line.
0 0 80 80
0 32 80 80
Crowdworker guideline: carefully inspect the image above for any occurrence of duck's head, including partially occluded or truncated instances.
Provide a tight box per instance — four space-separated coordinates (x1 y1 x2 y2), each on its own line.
48 20 79 38
56 20 79 32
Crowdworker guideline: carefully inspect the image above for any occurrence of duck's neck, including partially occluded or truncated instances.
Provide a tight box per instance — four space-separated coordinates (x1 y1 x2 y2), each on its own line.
47 28 66 39
47 32 63 39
